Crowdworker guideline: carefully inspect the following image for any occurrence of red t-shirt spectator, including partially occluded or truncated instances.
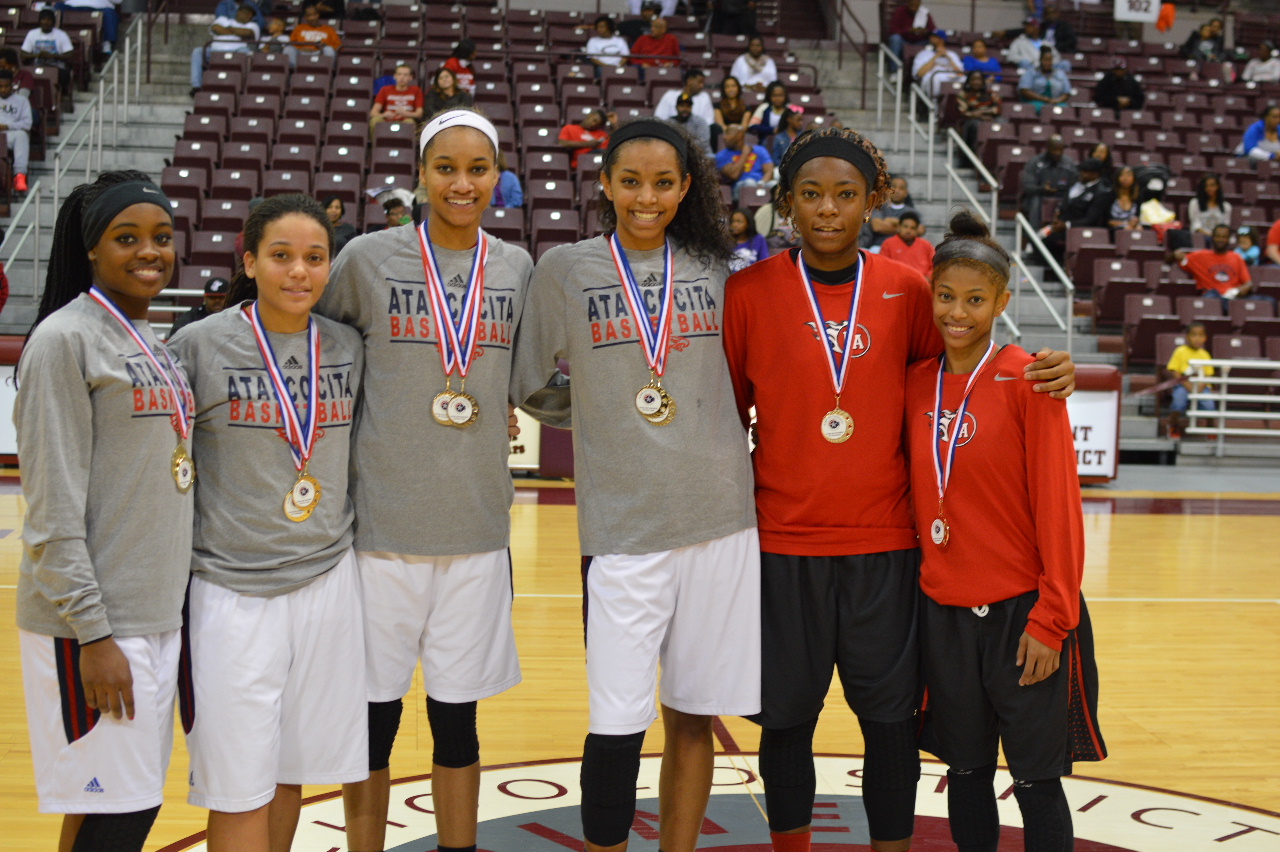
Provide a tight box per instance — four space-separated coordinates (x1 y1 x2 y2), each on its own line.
1179 248 1251 295
559 123 609 169
1266 219 1280 265
880 235 935 278
375 84 424 116
889 3 936 42
630 32 681 66
444 57 475 94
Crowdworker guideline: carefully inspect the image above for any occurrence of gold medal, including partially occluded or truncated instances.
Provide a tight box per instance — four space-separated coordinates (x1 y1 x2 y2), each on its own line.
447 391 479 427
432 389 457 426
930 516 950 547
284 490 314 522
637 382 676 425
820 408 854 443
291 472 321 510
172 443 195 493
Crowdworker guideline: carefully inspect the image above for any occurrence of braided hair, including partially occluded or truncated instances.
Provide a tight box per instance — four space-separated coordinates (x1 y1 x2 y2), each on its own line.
773 126 890 221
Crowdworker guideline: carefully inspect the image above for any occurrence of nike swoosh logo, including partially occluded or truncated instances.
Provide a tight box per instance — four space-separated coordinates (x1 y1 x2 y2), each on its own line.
994 374 1019 381
142 187 158 193
882 292 906 299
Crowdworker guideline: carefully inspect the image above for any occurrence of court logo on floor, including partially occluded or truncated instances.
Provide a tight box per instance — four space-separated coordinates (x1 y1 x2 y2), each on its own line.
162 756 1280 851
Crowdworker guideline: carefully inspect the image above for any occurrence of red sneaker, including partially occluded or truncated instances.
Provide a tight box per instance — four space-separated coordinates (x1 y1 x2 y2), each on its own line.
13 173 27 192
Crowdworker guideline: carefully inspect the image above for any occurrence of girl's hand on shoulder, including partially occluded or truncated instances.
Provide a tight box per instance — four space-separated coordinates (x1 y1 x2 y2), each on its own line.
1026 347 1075 399
1016 631 1060 686
79 637 135 720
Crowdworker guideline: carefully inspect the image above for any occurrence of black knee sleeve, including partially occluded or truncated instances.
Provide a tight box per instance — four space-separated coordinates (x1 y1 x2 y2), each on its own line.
368 699 404 772
858 718 921 842
580 731 645 847
758 718 819 832
1012 778 1073 852
71 805 161 852
426 696 479 769
946 763 999 852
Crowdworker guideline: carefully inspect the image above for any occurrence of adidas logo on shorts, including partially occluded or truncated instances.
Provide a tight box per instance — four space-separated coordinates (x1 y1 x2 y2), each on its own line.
283 355 303 370
84 777 104 793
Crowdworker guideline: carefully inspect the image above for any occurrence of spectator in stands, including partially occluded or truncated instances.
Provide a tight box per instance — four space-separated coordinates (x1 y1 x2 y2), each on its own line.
0 71 32 193
167 276 230 339
302 0 344 20
51 0 120 55
369 64 424 133
215 0 266 28
962 37 1001 83
558 108 612 169
729 207 769 270
1020 134 1076 229
655 69 715 125
382 196 410 229
1242 41 1280 84
21 10 74 92
1163 321 1214 437
747 81 793 139
259 16 289 52
1267 219 1280 266
286 4 341 65
716 124 775 201
1043 156 1109 264
886 0 936 62
189 3 260 96
444 39 477 94
492 149 523 208
1181 21 1225 63
0 49 36 99
1007 18 1061 70
1093 57 1144 116
1089 142 1114 181
323 195 358 255
955 69 1001 157
630 0 675 17
1107 166 1141 231
1173 224 1268 303
1018 47 1070 114
618 2 660 45
712 0 758 38
1235 227 1260 266
585 16 630 68
861 175 921 251
669 92 712 154
1187 173 1232 244
715 76 751 135
730 36 778 94
912 30 964 98
879 211 934 276
630 17 680 67
1239 104 1280 162
424 67 472 116
771 108 803 162
1040 3 1076 53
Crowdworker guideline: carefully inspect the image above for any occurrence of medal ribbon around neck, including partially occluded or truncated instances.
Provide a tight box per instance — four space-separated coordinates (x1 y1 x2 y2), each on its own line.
245 303 322 472
88 285 193 440
930 339 998 508
796 250 866 401
609 234 676 377
417 221 488 382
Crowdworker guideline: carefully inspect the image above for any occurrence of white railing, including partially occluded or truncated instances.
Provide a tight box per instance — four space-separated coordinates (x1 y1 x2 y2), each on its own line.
943 128 998 230
2 179 43 295
874 44 904 150
1186 358 1280 457
1011 212 1075 354
904 81 936 199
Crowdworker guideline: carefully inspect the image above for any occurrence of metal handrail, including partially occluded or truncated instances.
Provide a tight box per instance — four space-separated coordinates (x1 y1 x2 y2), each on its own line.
874 44 903 149
1186 359 1280 456
1 179 43 297
904 81 936 199
833 0 869 109
943 128 998 227
1010 212 1074 354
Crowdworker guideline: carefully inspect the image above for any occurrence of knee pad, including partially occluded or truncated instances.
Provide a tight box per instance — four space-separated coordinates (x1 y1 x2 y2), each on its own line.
758 718 819 832
71 805 161 852
946 763 999 852
1012 778 1073 852
858 718 921 842
426 696 479 769
368 699 404 772
580 731 645 847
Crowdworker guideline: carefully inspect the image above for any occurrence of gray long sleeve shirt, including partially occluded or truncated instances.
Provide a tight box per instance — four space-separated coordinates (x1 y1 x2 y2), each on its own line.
169 307 363 596
510 237 755 556
317 225 533 557
15 295 193 642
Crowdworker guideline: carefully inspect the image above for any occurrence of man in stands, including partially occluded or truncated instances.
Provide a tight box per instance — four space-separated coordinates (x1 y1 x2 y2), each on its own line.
369 63 424 133
0 70 31 193
912 29 963 98
668 92 712 154
189 3 259 97
1041 3 1076 53
558 108 612 169
0 49 37 98
21 10 74 92
1020 134 1076 229
717 124 775 202
1043 156 1110 265
886 0 935 61
1018 47 1070 113
654 68 715 126
861 175 921 252
618 1 660 47
51 0 121 55
168 276 230 339
631 17 681 67
1007 17 1061 70
1093 57 1144 116
730 36 778 93
286 3 341 65
1173 225 1270 303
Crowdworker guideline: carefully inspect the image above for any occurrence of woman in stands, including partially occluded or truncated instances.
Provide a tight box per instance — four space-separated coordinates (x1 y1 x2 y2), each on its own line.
1240 104 1280 162
1187 173 1232 244
170 193 367 852
715 75 752 135
749 81 794 140
722 126 1074 852
16 170 192 852
323 195 359 255
1107 166 1141 232
511 117 759 852
905 210 1104 852
424 67 474 117
443 38 478 94
320 108 532 852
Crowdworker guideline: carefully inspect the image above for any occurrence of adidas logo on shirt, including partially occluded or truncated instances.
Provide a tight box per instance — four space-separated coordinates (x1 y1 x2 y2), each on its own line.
446 273 467 290
282 355 303 370
84 777 105 793
641 273 659 287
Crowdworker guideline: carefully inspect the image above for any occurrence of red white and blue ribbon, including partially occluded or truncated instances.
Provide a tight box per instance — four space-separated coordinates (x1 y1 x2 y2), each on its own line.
88 285 193 440
245 302 321 472
609 233 675 377
796 250 865 400
417 221 488 380
930 339 998 507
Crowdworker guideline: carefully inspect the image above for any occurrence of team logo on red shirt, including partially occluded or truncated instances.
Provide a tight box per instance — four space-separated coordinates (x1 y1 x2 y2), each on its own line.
805 320 871 357
928 408 977 447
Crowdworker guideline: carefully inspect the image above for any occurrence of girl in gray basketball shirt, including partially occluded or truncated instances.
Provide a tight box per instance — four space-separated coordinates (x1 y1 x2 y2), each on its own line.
511 118 759 852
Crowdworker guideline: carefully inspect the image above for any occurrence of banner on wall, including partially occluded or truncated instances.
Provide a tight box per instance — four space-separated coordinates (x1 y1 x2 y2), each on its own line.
1114 0 1160 24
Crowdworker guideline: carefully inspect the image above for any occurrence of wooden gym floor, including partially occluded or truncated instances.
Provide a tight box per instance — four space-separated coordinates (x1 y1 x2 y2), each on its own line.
1 474 1278 850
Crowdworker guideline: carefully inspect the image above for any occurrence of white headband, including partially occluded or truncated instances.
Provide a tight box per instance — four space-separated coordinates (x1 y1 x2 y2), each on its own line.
418 109 500 158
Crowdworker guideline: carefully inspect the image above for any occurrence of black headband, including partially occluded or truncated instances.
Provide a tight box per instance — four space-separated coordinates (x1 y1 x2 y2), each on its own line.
781 135 879 191
606 119 689 165
81 180 172 250
933 238 1011 282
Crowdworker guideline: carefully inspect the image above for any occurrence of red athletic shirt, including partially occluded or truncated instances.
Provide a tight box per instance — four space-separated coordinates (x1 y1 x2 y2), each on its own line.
879 235 935 279
631 33 681 66
1179 248 1250 295
375 84 424 115
724 249 941 556
904 345 1083 650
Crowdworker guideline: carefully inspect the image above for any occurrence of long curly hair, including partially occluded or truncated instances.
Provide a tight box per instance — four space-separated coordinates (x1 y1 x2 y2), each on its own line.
594 120 732 265
773 126 891 221
226 193 334 305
